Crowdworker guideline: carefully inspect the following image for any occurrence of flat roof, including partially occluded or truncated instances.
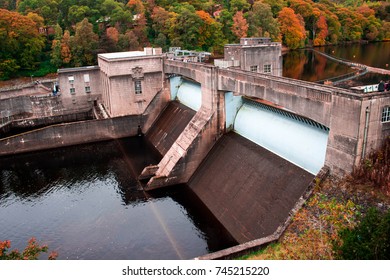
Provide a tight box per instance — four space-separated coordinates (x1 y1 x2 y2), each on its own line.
98 51 148 59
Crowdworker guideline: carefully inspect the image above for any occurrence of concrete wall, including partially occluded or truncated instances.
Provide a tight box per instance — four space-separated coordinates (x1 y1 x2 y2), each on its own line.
0 115 141 156
98 55 163 117
0 96 33 118
58 66 101 110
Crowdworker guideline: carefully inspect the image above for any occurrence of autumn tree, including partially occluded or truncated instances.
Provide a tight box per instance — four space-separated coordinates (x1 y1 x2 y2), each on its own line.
196 10 226 53
0 8 45 78
151 6 174 47
313 13 328 46
278 7 306 49
232 11 248 41
335 7 363 41
69 18 98 67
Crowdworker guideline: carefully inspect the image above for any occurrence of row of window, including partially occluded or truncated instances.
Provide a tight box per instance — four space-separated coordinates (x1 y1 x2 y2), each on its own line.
250 64 272 73
68 74 90 83
70 87 91 94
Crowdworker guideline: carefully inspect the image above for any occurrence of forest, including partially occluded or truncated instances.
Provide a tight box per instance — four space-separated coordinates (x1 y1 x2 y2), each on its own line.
1 0 390 79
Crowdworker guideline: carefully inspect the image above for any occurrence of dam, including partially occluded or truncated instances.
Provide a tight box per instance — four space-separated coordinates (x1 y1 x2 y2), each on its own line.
1 38 389 258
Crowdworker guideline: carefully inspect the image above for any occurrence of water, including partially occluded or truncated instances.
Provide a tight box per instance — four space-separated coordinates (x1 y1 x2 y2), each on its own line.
283 42 390 83
283 48 354 82
0 138 236 260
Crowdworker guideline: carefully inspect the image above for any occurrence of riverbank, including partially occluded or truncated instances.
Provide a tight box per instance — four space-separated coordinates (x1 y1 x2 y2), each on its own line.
241 138 390 260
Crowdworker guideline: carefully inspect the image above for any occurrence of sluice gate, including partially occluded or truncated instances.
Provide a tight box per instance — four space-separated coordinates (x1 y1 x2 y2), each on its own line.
232 98 330 175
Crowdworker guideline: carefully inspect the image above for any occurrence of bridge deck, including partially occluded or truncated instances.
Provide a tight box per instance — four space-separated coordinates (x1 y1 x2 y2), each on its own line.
146 101 196 156
188 132 314 244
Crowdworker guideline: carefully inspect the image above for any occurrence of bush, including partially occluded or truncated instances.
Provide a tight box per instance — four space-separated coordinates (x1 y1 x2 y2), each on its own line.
0 238 57 260
334 208 390 259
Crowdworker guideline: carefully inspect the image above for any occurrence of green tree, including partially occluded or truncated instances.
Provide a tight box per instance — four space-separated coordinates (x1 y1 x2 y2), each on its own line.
168 3 202 49
69 18 98 66
247 1 280 41
229 0 250 13
216 9 235 43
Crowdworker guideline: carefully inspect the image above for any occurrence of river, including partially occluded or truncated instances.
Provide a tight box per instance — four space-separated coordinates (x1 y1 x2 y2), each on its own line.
0 138 236 259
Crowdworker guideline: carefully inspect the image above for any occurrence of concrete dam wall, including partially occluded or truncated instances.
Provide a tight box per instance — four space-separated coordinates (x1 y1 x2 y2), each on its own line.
187 132 314 244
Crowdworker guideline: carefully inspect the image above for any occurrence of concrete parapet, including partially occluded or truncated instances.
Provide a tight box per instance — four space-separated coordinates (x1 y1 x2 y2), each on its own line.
0 115 141 156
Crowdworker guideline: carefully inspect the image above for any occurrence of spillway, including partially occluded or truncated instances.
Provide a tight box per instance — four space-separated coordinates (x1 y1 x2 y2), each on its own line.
188 132 314 243
146 101 196 156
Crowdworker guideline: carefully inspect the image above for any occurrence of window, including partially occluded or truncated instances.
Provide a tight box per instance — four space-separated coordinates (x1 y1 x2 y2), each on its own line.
68 76 74 83
83 74 90 83
250 65 258 72
264 64 272 73
382 106 390 123
85 86 91 93
135 80 142 94
70 87 75 94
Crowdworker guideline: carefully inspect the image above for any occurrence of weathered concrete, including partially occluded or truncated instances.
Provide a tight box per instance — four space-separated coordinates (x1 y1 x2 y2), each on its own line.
163 59 390 177
146 101 196 156
0 115 141 156
188 132 314 244
98 52 164 117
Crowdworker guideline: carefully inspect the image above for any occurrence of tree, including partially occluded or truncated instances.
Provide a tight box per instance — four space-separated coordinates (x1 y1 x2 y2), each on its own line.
168 3 202 50
278 7 306 49
69 18 98 66
247 1 280 41
196 10 226 53
232 11 248 41
0 238 57 260
229 0 250 13
216 9 236 43
313 13 328 46
0 9 45 78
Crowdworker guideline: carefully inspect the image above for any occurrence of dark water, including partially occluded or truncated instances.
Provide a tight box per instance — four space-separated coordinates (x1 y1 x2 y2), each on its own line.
283 42 390 83
0 138 236 260
318 41 390 69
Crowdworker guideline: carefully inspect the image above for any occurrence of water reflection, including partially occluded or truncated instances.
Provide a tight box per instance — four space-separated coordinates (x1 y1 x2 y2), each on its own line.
283 49 353 82
0 138 236 260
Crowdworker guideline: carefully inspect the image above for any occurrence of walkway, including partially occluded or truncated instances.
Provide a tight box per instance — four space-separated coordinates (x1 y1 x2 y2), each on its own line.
313 49 390 76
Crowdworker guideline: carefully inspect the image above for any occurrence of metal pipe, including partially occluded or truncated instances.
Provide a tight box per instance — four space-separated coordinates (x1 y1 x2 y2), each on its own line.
362 106 370 159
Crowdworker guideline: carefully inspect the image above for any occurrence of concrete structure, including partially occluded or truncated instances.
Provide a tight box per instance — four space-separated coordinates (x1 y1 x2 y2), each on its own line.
98 48 164 118
215 37 283 76
3 40 389 180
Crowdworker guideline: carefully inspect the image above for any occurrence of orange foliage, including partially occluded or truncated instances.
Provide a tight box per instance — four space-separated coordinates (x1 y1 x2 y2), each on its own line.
232 11 248 40
106 27 119 43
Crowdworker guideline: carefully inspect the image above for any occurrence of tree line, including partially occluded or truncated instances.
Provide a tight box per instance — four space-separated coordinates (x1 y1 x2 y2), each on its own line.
1 0 390 79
